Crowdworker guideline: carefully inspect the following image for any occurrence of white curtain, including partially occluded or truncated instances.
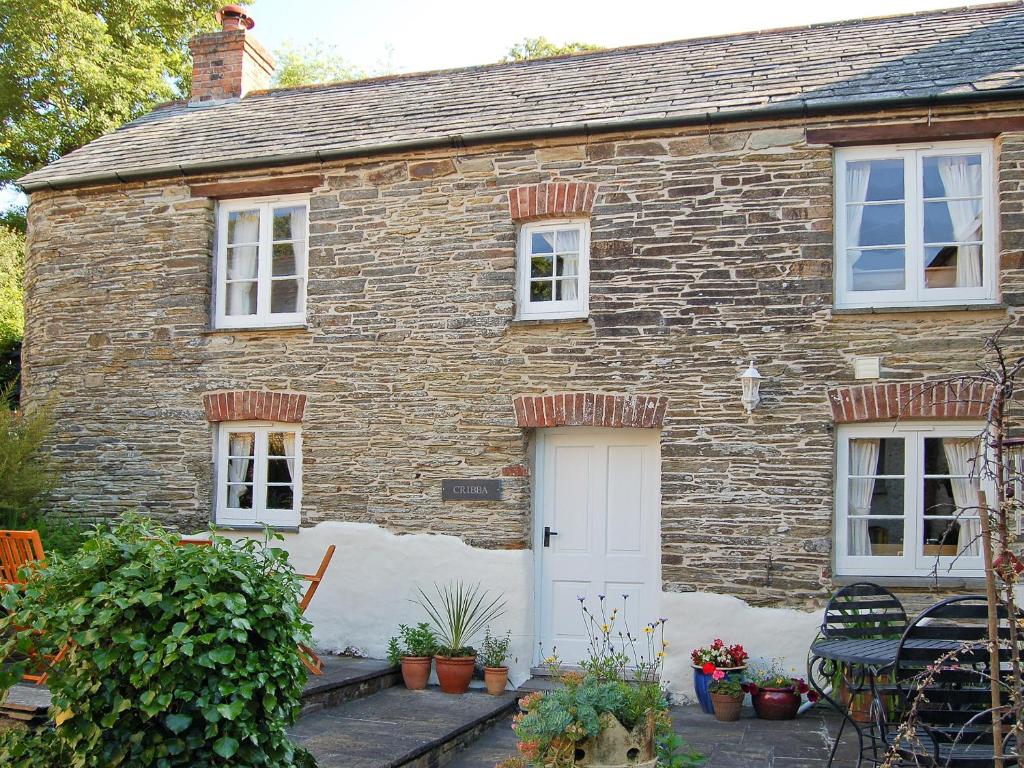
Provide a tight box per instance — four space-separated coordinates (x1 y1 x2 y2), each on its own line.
227 210 260 315
848 439 880 556
227 433 254 508
937 157 983 288
845 162 872 249
558 228 579 301
283 432 296 483
943 438 982 557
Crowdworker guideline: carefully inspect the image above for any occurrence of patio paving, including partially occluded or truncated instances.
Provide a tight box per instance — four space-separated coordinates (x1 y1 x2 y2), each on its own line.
447 703 864 768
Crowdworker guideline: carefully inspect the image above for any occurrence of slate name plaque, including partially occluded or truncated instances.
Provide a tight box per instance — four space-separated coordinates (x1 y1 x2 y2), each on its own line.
442 479 503 502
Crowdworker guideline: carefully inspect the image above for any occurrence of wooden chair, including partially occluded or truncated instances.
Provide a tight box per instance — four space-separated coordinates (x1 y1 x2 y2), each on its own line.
0 530 46 589
821 582 908 640
879 595 1020 766
296 544 336 675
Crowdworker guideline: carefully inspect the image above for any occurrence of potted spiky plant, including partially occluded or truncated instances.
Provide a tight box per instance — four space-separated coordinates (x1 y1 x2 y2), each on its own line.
415 581 506 694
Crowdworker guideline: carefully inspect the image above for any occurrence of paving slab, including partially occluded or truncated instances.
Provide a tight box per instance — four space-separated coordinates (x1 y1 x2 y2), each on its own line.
290 685 518 768
446 703 864 768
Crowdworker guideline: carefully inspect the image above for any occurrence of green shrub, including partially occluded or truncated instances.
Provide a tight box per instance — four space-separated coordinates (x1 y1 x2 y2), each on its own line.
0 516 316 767
0 387 57 525
387 622 437 665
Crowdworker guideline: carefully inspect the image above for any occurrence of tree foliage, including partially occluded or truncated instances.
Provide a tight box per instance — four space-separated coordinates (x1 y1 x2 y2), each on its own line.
0 385 55 522
503 36 602 62
0 518 316 767
0 225 25 348
0 0 243 187
272 39 367 88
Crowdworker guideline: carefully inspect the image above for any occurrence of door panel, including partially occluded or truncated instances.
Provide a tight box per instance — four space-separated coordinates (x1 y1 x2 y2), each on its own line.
537 429 660 665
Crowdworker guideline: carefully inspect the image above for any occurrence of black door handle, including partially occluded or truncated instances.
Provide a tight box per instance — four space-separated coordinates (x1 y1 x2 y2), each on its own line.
543 526 558 547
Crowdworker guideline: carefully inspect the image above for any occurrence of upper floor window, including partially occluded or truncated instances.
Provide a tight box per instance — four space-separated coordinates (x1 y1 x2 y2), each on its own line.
835 422 984 578
216 422 301 527
835 142 996 309
215 196 308 329
517 220 589 320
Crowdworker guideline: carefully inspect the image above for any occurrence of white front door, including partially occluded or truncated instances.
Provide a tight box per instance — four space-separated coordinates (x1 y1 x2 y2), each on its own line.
536 428 661 665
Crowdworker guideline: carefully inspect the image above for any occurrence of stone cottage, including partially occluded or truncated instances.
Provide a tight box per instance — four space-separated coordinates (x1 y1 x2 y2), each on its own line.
17 2 1024 694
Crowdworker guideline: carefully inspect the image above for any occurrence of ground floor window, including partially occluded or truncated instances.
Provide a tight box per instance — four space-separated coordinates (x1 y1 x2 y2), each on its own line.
835 422 984 577
215 422 301 526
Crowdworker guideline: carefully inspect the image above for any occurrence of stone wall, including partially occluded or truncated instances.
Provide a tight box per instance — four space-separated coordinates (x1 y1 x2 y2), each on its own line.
22 102 1024 608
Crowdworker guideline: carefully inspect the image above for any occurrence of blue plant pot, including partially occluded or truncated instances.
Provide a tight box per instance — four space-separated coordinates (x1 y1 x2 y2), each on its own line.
693 666 745 715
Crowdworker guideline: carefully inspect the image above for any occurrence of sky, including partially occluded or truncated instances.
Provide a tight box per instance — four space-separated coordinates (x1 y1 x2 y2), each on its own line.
249 0 999 75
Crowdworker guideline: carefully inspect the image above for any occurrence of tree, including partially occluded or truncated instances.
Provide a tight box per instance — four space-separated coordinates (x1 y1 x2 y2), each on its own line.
0 0 243 188
272 39 367 88
0 226 23 394
503 36 602 62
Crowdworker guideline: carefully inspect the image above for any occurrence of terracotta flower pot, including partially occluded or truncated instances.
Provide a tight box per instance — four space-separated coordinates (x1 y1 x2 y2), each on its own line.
435 655 476 694
400 656 432 690
752 687 801 720
484 666 509 695
711 692 743 722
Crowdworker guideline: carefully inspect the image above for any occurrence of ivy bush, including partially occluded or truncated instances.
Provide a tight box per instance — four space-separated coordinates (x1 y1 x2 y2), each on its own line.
0 517 316 767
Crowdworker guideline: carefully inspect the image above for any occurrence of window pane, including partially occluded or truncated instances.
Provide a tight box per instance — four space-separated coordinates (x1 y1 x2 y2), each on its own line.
557 254 578 277
268 458 293 484
924 200 981 244
925 246 982 289
226 282 257 316
266 484 294 510
923 154 983 200
271 279 299 313
849 518 904 557
227 484 253 509
273 206 306 241
531 232 554 254
921 516 961 557
556 229 580 252
227 210 260 245
272 242 302 277
268 432 296 457
555 279 578 301
227 246 259 280
855 204 905 247
530 281 553 301
849 249 905 291
848 158 904 202
531 255 553 278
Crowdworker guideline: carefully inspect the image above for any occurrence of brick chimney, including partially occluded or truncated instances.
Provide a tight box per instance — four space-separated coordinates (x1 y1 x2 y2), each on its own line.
188 5 275 104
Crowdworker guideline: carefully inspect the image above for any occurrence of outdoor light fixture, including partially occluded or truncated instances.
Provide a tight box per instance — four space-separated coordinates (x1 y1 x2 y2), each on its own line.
740 361 762 413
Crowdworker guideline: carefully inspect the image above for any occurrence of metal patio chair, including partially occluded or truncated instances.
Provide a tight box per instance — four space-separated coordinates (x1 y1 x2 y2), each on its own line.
821 582 908 640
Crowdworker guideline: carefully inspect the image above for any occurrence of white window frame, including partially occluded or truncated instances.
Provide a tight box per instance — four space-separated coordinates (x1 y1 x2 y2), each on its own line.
835 421 985 577
834 141 997 309
215 422 302 527
516 219 590 320
214 194 309 329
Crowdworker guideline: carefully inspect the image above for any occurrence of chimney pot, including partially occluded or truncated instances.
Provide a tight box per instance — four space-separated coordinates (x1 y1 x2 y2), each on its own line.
216 5 255 31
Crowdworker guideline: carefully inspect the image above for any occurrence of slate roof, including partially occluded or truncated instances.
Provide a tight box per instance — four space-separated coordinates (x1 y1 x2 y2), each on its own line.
19 1 1024 191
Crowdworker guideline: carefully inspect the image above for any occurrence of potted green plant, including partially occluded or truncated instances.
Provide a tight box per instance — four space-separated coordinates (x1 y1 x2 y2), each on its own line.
479 627 512 695
414 581 506 694
742 661 819 721
707 672 744 722
387 622 438 690
690 639 748 714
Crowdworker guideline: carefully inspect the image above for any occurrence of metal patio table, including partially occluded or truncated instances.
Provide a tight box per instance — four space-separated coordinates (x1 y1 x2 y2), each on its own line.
809 637 957 768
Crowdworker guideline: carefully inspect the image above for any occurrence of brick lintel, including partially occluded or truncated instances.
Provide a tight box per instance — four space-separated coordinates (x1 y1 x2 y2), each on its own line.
513 392 667 429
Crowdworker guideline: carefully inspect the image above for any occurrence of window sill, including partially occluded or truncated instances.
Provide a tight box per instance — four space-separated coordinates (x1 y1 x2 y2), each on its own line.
214 523 301 534
832 303 1006 316
202 324 310 335
510 316 590 326
833 574 987 589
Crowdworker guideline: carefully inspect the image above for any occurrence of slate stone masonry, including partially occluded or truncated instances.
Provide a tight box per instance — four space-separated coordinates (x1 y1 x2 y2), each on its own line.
21 103 1024 609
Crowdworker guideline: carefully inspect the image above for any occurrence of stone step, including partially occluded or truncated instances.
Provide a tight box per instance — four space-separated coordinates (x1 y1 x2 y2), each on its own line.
289 686 518 768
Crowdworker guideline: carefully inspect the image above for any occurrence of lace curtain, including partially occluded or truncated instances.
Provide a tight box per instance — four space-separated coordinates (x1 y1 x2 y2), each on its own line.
936 157 983 288
942 438 982 557
848 438 880 556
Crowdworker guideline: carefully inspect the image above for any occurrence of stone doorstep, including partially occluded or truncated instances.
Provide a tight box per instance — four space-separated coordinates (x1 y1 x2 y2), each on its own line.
290 686 519 768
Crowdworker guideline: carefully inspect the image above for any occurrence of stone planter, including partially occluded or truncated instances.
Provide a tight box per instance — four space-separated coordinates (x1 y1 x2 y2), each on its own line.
573 712 657 767
711 692 743 722
484 666 509 695
692 665 745 714
751 687 801 720
435 655 476 694
400 656 432 690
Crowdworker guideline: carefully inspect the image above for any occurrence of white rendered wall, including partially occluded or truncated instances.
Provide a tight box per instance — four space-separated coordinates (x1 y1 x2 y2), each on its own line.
217 521 821 699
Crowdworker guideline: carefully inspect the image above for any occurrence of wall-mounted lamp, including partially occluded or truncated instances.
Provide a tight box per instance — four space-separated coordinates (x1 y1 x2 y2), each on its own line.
740 361 762 414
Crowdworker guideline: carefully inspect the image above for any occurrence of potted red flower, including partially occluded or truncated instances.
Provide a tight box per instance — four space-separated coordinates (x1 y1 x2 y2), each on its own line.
741 662 819 720
690 639 748 714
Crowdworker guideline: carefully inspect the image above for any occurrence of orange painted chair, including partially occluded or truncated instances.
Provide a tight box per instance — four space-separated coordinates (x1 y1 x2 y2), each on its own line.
0 530 70 684
296 545 336 675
